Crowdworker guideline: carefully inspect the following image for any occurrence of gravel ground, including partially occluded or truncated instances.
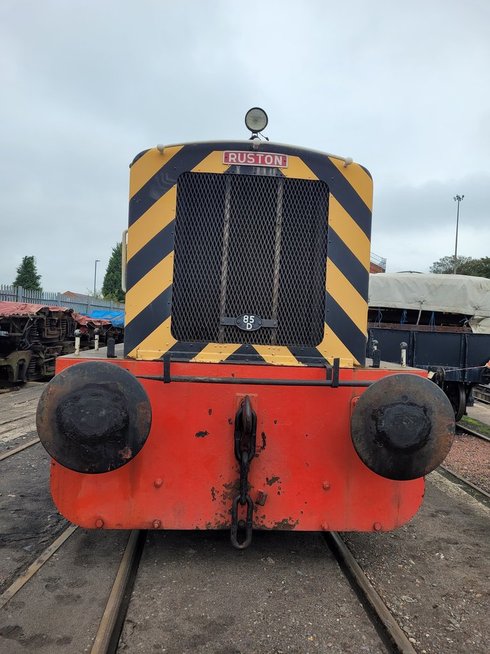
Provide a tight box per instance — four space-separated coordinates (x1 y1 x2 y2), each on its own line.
343 473 490 654
121 531 389 654
0 443 68 594
0 530 129 654
444 433 490 493
0 384 43 454
466 400 490 426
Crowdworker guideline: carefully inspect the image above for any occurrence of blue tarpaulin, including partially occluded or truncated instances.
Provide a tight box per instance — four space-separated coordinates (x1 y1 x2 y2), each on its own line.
88 309 125 328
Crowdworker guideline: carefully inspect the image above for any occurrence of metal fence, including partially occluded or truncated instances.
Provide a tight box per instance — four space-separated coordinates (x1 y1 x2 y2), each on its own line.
0 285 124 315
370 252 387 270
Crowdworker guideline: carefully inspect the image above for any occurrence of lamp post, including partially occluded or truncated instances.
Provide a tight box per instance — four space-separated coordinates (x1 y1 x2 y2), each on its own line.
93 259 100 297
453 194 464 273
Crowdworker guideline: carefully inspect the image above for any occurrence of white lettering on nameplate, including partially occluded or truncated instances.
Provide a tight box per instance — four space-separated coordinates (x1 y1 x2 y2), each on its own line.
223 151 288 168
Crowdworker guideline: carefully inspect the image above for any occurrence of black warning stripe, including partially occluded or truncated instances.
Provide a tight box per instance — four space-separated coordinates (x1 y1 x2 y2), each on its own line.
166 341 208 359
130 148 151 167
129 144 215 226
301 153 372 238
124 286 173 356
328 228 369 301
126 221 175 290
288 346 326 366
224 345 267 364
359 164 372 179
325 294 367 364
224 165 286 177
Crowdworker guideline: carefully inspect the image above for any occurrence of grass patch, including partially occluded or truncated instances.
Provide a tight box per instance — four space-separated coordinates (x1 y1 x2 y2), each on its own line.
459 415 490 438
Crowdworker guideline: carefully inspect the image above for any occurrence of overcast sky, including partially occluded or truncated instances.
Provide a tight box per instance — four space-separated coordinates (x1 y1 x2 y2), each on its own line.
1 0 489 293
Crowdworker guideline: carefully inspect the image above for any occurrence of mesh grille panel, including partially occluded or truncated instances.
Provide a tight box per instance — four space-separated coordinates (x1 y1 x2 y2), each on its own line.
171 171 328 346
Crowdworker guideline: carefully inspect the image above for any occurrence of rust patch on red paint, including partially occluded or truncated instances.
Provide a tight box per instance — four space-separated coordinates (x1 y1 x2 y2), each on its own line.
195 430 209 438
118 446 132 460
273 518 299 530
266 476 280 486
222 480 239 501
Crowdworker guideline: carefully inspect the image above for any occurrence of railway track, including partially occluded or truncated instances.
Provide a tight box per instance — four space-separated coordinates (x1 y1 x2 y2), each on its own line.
473 384 490 405
1 384 488 652
0 437 40 461
324 533 417 654
439 465 490 509
0 384 42 456
0 525 416 654
89 531 418 654
0 525 78 610
456 423 490 443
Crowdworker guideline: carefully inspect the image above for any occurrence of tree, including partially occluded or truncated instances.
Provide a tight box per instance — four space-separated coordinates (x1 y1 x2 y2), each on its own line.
13 256 42 291
430 255 490 278
466 257 490 278
102 242 125 302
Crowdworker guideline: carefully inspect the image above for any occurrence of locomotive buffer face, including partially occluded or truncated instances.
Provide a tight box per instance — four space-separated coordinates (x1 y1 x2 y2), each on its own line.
37 139 455 548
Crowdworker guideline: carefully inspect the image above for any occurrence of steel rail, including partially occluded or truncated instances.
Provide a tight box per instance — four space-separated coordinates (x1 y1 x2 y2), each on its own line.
90 530 147 654
324 531 417 654
0 412 36 427
0 437 40 461
0 524 78 609
473 386 490 405
439 466 490 508
456 423 490 443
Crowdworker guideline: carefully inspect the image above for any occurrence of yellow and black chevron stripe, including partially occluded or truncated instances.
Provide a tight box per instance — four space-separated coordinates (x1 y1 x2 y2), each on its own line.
124 142 372 368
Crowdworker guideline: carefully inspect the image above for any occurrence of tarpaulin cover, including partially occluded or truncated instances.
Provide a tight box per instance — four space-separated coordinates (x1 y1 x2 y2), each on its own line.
88 310 125 328
73 312 111 327
369 273 490 333
0 301 72 318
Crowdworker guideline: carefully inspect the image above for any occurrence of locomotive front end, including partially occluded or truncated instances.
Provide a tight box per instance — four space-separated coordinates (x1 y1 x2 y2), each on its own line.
37 111 455 547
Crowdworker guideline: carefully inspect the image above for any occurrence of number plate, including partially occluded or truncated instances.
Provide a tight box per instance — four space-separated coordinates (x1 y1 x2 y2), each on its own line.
236 315 262 331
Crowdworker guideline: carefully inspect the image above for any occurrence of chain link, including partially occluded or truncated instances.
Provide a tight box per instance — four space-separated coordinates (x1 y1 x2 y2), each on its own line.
230 396 256 549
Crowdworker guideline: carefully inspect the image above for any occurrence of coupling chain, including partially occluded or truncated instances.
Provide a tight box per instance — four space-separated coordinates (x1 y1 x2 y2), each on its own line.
230 396 256 549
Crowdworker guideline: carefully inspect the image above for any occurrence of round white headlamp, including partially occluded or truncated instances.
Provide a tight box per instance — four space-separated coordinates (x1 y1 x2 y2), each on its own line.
245 107 268 133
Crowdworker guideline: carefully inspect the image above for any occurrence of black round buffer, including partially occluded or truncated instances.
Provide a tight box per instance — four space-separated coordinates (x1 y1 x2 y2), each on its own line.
36 362 152 473
350 373 455 481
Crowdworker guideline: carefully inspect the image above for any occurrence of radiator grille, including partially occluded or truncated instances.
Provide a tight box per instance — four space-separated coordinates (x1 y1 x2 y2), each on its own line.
171 172 328 346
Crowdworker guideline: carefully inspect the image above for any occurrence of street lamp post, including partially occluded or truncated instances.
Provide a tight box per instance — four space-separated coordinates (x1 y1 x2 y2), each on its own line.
453 194 464 273
93 259 100 298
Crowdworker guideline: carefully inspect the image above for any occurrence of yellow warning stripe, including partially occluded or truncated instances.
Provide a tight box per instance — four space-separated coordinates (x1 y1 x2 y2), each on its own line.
253 345 304 366
125 253 174 325
192 150 232 174
191 343 242 363
328 157 373 210
317 323 355 367
326 261 367 335
127 187 176 261
126 147 371 368
328 196 370 271
130 146 183 199
128 317 176 360
281 156 318 181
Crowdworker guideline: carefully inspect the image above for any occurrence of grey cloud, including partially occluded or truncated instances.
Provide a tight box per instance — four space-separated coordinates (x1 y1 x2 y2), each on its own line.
0 0 488 290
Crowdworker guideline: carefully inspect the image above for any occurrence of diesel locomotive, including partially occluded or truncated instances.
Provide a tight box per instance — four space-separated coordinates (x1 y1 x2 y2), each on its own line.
37 109 455 548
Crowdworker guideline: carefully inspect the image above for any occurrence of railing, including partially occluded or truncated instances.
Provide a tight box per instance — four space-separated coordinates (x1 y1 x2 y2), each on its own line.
0 285 124 314
370 252 387 270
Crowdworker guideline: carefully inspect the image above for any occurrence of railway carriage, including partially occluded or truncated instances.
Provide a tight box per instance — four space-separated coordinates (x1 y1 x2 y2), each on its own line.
37 109 455 548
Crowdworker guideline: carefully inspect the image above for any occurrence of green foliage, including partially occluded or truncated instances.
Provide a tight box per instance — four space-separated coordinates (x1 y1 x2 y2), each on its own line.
102 242 125 302
13 256 42 291
430 255 490 278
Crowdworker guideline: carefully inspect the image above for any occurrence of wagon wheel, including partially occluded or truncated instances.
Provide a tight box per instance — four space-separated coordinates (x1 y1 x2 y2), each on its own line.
445 382 466 422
